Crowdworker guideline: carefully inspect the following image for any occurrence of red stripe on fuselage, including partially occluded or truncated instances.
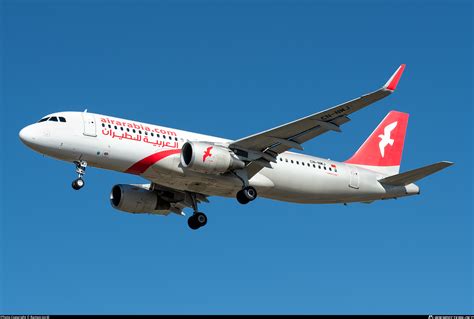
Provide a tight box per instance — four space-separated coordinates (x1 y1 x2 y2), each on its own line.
125 149 181 175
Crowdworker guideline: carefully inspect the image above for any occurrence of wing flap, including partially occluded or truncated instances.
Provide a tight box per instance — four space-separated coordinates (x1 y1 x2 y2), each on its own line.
266 115 351 154
150 183 210 216
230 89 389 152
378 161 454 186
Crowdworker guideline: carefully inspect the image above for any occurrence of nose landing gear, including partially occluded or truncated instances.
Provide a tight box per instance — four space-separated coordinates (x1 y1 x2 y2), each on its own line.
72 178 85 190
72 160 87 190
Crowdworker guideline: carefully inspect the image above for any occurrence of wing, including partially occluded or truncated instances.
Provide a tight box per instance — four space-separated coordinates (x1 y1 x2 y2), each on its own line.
146 183 210 216
229 64 406 178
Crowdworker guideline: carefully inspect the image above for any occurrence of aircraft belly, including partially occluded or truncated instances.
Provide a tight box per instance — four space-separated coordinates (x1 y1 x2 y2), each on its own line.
256 163 401 204
144 162 242 198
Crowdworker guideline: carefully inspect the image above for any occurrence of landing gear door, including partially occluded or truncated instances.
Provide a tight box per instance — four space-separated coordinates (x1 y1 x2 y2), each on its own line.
82 112 97 137
349 166 360 189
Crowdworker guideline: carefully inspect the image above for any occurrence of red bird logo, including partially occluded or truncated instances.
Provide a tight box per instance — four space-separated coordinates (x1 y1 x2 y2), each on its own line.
203 146 213 162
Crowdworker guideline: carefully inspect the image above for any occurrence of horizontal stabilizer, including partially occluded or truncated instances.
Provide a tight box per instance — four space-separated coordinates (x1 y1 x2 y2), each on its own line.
378 161 453 186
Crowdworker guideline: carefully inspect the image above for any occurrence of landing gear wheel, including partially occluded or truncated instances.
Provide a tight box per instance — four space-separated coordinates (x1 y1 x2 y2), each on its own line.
187 216 200 230
195 212 207 227
72 160 88 190
187 212 207 230
236 186 257 204
236 191 250 204
72 178 85 190
186 192 208 230
243 186 257 201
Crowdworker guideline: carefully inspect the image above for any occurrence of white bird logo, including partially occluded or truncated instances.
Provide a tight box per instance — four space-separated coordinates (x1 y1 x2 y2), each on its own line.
378 121 398 158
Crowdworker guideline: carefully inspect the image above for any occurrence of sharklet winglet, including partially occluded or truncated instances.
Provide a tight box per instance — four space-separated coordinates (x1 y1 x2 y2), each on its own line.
383 64 406 91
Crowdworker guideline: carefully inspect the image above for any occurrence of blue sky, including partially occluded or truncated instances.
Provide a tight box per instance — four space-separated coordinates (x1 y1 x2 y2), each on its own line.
1 0 472 314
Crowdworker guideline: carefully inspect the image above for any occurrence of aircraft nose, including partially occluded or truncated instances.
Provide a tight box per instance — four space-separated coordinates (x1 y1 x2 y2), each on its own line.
19 125 36 146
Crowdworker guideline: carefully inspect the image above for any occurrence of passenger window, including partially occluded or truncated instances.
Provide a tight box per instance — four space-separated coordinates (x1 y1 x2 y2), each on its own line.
324 166 327 170
127 128 130 132
291 160 294 164
139 130 142 134
145 131 148 135
49 117 58 122
114 126 117 130
329 167 332 171
151 133 154 137
133 129 136 133
157 134 160 138
175 137 178 141
313 164 316 168
59 117 66 122
285 159 288 162
108 124 111 128
120 127 123 131
307 163 310 167
318 165 321 169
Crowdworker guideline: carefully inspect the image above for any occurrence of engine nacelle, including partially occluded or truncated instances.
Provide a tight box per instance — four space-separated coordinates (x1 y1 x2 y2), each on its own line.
180 141 245 174
110 184 171 214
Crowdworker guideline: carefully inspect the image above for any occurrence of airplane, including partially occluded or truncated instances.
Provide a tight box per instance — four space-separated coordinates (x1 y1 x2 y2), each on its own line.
19 64 453 230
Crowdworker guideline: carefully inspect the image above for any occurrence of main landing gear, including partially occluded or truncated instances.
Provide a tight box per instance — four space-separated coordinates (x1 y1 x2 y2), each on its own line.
72 160 87 190
188 212 207 230
236 186 257 205
232 170 257 205
187 193 207 230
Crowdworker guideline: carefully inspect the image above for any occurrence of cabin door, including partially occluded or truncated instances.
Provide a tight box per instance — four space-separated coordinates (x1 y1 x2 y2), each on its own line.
82 112 97 137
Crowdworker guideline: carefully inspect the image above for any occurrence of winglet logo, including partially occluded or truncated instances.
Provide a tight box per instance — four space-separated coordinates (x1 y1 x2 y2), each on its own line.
203 147 213 162
378 121 398 158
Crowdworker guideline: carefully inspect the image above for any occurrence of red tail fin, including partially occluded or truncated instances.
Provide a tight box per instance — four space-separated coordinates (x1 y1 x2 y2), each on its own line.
345 111 409 175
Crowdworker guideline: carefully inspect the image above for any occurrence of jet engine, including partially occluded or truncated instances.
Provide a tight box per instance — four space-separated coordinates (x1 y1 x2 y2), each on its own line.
110 184 171 214
180 141 245 174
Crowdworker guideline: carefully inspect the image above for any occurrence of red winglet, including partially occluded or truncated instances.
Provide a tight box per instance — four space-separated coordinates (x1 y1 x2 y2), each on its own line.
384 64 406 91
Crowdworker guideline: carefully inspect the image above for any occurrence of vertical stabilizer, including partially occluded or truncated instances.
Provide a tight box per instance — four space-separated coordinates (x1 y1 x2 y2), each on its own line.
345 111 409 176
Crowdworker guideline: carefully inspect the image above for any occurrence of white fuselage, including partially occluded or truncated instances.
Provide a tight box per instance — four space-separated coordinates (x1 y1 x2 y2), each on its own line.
19 111 419 204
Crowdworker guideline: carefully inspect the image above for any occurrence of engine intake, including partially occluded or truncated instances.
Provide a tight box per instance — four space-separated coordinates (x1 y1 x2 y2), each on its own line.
110 184 171 214
180 141 245 174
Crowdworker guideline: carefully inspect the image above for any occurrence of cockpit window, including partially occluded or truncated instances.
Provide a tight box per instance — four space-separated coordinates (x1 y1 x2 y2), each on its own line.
37 116 66 123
